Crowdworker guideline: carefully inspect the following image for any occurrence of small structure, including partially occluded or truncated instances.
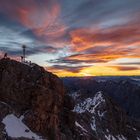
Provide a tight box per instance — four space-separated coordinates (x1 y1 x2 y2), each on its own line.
21 45 32 66
4 53 7 58
21 56 24 62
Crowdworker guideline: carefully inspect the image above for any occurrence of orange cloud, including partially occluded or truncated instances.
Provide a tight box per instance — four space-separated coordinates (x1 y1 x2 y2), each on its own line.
18 2 67 41
0 0 67 43
67 23 140 68
70 23 140 51
109 66 140 71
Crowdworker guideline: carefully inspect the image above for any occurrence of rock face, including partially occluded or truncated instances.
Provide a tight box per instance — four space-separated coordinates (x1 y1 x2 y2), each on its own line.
0 58 67 140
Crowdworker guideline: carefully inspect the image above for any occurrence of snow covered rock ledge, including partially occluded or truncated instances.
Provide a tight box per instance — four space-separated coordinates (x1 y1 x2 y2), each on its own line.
2 114 43 140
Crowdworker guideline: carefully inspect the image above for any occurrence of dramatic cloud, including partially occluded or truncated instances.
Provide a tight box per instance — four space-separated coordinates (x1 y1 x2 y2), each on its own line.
117 62 140 65
111 66 140 71
47 65 90 73
0 0 67 43
0 0 140 76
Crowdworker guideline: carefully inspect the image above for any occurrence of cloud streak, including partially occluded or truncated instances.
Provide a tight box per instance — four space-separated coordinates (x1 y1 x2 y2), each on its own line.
110 66 140 71
48 65 90 73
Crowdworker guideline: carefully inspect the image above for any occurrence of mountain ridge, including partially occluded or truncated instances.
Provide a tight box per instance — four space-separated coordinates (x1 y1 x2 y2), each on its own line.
0 58 140 140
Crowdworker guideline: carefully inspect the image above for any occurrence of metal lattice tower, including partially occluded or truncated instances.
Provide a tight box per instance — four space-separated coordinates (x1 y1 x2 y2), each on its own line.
22 45 26 62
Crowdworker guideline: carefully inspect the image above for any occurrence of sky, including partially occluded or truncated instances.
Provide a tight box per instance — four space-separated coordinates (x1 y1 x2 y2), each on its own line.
0 0 140 77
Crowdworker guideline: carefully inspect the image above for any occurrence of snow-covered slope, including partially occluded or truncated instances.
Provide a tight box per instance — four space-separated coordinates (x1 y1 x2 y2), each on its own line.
73 91 105 114
73 91 140 140
2 114 43 140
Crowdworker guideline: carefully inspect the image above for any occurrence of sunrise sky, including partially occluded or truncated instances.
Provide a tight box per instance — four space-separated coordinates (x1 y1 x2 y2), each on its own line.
0 0 140 77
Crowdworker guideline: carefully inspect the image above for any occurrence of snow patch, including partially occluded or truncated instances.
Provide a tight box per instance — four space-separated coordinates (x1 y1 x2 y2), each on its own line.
98 110 106 118
70 91 80 100
105 134 127 140
2 114 43 140
131 78 140 82
90 117 96 131
97 79 107 83
117 135 127 140
132 127 137 131
21 61 34 67
75 121 87 133
0 101 12 109
73 91 105 113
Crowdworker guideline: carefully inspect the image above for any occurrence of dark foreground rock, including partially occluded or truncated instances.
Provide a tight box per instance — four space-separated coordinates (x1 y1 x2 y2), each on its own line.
0 58 74 140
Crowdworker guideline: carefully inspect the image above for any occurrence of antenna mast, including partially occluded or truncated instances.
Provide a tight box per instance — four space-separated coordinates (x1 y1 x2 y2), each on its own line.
22 45 26 62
